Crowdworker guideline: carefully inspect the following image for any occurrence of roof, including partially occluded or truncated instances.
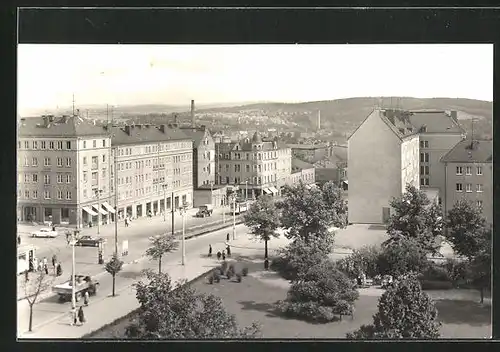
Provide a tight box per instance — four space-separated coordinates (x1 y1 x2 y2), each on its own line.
441 139 493 163
18 115 108 137
409 110 464 134
110 124 191 146
252 131 262 143
378 109 418 140
179 127 211 147
287 143 328 150
216 142 235 154
292 157 315 171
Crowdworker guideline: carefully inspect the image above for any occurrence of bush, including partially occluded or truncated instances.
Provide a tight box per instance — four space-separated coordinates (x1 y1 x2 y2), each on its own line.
221 261 229 273
208 275 214 284
420 263 450 281
236 273 242 283
228 264 235 273
241 267 249 276
276 300 337 323
419 280 453 290
270 257 295 280
444 259 468 283
226 270 233 280
213 272 221 283
377 238 429 277
336 246 382 279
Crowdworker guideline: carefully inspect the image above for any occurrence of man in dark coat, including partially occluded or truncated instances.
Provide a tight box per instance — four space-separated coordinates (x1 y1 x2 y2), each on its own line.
226 245 231 257
78 306 85 325
208 244 213 257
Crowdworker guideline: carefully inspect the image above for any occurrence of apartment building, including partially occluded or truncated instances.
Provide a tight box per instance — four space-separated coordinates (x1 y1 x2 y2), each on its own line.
290 158 316 187
215 132 292 198
348 109 420 224
441 139 493 224
17 115 113 226
408 110 465 209
110 124 193 220
179 125 215 188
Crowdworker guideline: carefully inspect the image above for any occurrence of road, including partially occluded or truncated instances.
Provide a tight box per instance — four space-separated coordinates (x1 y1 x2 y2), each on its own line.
17 224 289 335
17 207 241 299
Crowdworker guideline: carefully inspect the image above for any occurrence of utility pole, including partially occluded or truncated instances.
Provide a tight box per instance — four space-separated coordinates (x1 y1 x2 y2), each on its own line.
114 146 118 256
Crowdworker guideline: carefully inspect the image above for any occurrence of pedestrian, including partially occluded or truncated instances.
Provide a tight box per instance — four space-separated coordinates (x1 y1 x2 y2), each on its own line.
66 232 71 245
52 254 57 268
70 307 77 326
37 260 43 272
208 244 213 257
78 306 86 325
83 291 89 306
17 235 21 245
56 263 62 277
125 218 129 227
52 225 56 232
24 270 29 282
216 251 221 261
44 263 49 275
29 258 34 272
222 250 226 261
226 245 231 257
226 233 230 241
33 257 38 272
42 257 48 268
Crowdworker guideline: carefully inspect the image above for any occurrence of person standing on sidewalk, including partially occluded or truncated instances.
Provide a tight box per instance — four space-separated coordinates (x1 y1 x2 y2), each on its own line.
78 306 86 325
33 257 38 272
216 251 221 261
42 257 48 269
70 307 77 326
226 233 230 241
226 245 231 257
17 235 21 245
51 254 57 268
83 291 89 306
208 244 213 257
44 263 49 275
222 250 226 261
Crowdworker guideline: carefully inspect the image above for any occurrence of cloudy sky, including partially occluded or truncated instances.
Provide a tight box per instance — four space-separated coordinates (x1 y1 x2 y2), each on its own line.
18 44 493 115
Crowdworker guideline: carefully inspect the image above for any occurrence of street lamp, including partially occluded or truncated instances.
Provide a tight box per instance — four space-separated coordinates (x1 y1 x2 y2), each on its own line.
94 189 103 234
162 184 168 221
222 194 226 225
69 230 79 314
179 203 188 265
231 194 236 240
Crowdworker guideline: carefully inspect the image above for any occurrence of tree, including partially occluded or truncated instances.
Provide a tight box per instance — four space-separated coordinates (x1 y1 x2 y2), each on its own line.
347 274 441 339
385 184 444 254
243 195 281 269
276 260 359 323
336 245 382 279
467 226 491 304
126 270 261 339
378 238 429 277
445 198 487 260
23 270 54 332
322 181 348 228
145 233 179 274
276 181 334 243
104 254 124 297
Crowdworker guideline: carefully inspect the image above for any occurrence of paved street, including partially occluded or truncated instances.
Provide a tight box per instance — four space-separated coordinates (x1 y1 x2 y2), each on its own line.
17 206 239 300
18 224 292 338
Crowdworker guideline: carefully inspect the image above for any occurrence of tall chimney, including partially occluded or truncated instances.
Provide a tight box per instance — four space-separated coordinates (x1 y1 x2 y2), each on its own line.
191 100 195 128
317 110 321 131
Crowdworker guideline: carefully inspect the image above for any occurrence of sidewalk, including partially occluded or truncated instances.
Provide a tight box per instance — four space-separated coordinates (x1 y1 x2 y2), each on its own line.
19 226 291 339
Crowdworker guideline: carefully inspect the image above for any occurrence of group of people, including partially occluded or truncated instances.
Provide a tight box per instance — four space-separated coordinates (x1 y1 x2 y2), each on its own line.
70 306 86 326
207 233 233 261
26 254 63 281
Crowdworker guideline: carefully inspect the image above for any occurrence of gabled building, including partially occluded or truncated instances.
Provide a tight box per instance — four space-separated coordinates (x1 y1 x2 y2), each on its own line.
348 109 420 224
441 139 493 224
179 125 215 188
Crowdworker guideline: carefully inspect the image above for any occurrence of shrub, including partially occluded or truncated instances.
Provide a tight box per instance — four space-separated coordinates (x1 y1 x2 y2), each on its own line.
213 272 221 283
228 264 236 273
419 280 453 290
236 273 242 283
208 275 214 284
444 258 468 283
336 246 382 279
221 262 229 273
241 267 249 276
276 300 337 323
420 263 450 281
226 270 233 280
377 238 429 277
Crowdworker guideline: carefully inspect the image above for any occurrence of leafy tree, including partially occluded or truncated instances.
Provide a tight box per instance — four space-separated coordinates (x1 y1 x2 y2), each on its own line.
126 270 261 339
445 198 486 260
467 226 492 304
322 181 348 228
347 274 441 339
378 238 429 277
336 245 382 279
23 269 55 332
105 254 124 297
276 260 359 323
277 181 334 243
243 195 281 268
145 233 179 274
385 184 444 254
273 234 334 281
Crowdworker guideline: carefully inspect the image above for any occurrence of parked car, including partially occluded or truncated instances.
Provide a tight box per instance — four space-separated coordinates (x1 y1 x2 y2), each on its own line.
30 228 58 238
196 204 214 218
75 235 106 247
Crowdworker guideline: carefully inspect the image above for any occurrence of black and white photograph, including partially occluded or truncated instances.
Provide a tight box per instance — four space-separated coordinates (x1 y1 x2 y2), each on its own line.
16 40 492 340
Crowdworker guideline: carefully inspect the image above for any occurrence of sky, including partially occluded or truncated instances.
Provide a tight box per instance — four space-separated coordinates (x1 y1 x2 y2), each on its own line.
17 44 493 116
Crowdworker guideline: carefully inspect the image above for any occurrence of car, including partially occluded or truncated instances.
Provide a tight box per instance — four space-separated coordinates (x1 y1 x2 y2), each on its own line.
30 228 58 238
75 235 106 247
195 204 214 218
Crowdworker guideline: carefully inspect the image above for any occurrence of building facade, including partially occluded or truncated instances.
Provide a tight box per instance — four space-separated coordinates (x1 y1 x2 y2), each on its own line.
111 124 193 220
180 125 215 188
215 132 292 198
441 139 493 224
348 109 420 224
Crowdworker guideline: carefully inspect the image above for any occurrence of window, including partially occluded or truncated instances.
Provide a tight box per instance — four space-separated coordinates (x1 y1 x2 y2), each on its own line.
102 169 106 177
57 174 63 183
24 141 29 149
465 166 472 175
83 157 87 165
66 191 72 200
420 152 429 163
32 174 38 183
456 183 463 192
477 200 483 208
25 190 30 198
83 189 87 198
92 172 97 181
66 157 71 167
32 157 38 166
66 174 71 183
66 141 71 149
93 140 97 148
44 157 51 166
456 166 463 175
44 190 51 199
419 140 429 148
57 141 63 149
57 157 63 167
476 184 483 192
57 190 63 200
83 171 88 182
83 141 87 148
33 141 38 149
24 157 29 166
102 155 106 163
102 139 106 147
476 166 483 175
41 141 46 149
466 183 472 192
49 141 54 149
33 190 37 199
24 174 30 183
246 165 250 172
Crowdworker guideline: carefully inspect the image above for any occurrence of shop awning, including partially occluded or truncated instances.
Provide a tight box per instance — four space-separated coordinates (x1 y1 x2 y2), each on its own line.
269 186 279 194
82 206 98 216
92 205 108 215
263 188 272 195
102 202 116 213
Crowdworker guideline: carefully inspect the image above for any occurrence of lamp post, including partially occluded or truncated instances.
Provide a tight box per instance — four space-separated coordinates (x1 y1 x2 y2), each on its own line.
162 184 168 221
231 194 236 240
180 204 187 265
222 194 226 225
94 189 103 234
69 229 78 313
210 181 214 206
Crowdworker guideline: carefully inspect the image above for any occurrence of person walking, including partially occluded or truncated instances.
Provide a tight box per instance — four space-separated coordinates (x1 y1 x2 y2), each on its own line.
37 260 43 272
78 306 86 325
216 251 221 261
56 262 62 277
226 245 231 257
70 307 77 326
42 257 48 269
51 254 57 268
222 250 226 261
208 244 213 257
226 233 230 241
44 263 49 275
83 291 89 306
125 218 129 227
66 232 71 245
33 257 38 272
17 235 21 245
